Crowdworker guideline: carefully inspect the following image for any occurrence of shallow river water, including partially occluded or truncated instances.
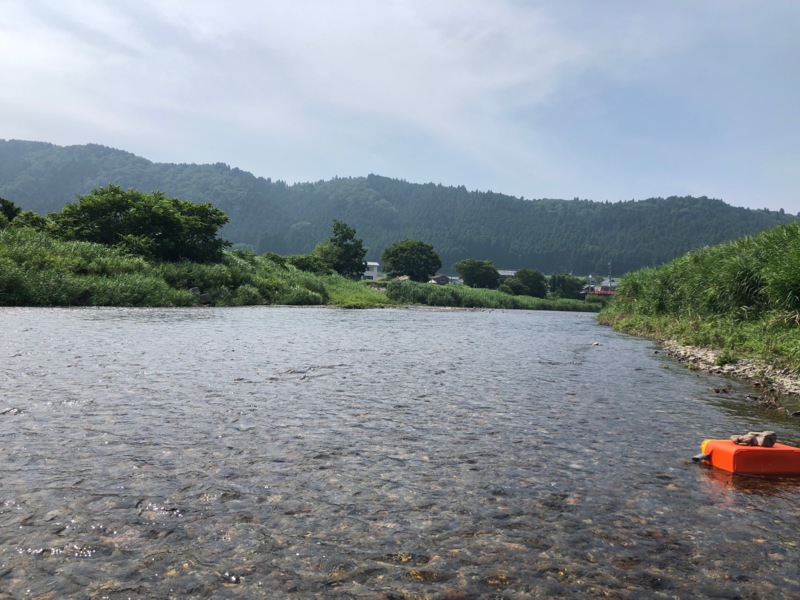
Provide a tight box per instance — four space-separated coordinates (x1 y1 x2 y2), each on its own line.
1 306 799 599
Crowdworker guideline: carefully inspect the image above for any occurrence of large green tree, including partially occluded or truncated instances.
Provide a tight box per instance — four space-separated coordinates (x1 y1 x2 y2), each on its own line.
53 184 230 262
10 211 51 232
549 273 584 299
381 239 441 282
314 220 367 279
0 197 21 224
505 269 547 298
455 259 500 289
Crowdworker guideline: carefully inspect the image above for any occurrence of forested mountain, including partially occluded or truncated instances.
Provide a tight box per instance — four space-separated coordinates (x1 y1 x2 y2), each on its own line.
1 139 795 274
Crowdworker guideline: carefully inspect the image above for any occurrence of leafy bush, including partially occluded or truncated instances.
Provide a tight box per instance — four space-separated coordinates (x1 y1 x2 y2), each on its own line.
274 286 325 306
53 184 230 262
584 294 609 306
231 284 264 306
285 253 332 275
714 350 738 366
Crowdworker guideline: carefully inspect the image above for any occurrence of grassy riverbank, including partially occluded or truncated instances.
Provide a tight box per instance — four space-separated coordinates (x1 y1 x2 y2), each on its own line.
0 227 602 311
0 227 393 308
386 279 599 312
599 222 800 372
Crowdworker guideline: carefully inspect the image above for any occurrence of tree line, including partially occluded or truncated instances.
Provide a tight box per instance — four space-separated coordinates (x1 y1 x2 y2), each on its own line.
2 140 795 276
1 185 589 302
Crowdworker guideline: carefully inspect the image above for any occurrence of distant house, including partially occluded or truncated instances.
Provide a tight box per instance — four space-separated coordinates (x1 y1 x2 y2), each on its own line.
498 269 517 279
362 262 380 281
599 278 618 292
429 274 450 285
581 277 617 296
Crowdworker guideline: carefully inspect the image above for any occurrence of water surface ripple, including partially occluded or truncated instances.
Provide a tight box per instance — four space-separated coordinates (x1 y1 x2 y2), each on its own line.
1 307 799 598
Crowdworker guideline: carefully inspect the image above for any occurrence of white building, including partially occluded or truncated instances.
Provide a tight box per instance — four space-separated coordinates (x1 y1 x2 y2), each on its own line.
362 262 380 281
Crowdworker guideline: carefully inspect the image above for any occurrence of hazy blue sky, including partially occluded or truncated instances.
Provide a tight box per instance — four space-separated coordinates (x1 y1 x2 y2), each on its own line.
2 1 798 212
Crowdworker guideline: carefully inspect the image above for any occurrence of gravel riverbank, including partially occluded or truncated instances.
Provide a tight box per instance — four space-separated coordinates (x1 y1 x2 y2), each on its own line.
661 341 800 413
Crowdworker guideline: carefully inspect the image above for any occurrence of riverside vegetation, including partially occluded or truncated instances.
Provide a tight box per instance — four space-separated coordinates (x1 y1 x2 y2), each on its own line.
0 227 599 311
599 221 800 378
2 139 796 275
0 190 599 312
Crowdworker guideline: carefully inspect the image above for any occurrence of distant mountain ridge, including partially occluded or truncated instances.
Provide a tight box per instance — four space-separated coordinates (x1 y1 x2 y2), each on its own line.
0 139 795 274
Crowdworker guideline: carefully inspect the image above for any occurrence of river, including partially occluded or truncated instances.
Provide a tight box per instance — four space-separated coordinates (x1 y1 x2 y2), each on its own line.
1 306 799 599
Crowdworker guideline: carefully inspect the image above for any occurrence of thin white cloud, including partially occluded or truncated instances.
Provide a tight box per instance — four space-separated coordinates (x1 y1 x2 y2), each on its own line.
1 0 798 211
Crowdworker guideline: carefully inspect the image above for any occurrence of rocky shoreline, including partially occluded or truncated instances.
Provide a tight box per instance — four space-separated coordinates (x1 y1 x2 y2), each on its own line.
660 340 800 414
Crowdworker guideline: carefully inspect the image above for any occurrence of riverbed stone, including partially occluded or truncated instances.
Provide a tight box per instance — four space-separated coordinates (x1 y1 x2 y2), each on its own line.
662 341 800 399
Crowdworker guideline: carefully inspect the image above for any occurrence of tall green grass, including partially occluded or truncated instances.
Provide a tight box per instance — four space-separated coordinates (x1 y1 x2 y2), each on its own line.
386 280 598 312
0 228 194 306
320 276 397 308
0 227 390 308
600 222 800 370
1 226 599 312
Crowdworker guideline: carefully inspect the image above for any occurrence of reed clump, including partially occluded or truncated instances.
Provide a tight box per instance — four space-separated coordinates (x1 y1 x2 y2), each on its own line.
599 222 800 371
0 228 195 306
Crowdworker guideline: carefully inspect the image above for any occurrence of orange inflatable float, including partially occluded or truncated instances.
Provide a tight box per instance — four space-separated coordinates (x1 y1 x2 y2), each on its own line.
697 439 800 475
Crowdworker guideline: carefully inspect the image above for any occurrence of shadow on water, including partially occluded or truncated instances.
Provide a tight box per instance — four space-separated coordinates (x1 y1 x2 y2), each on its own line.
697 465 800 496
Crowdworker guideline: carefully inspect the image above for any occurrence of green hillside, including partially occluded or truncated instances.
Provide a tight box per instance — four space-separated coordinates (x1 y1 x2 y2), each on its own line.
1 139 795 274
600 222 800 371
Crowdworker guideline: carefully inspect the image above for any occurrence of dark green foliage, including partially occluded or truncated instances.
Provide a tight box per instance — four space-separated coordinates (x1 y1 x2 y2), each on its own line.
256 252 286 268
314 220 367 279
583 293 610 307
0 197 49 232
53 184 230 262
2 141 796 275
11 211 52 231
381 239 442 282
549 273 585 299
454 259 499 289
0 196 21 223
230 248 261 265
498 278 528 296
285 253 334 275
505 269 547 298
